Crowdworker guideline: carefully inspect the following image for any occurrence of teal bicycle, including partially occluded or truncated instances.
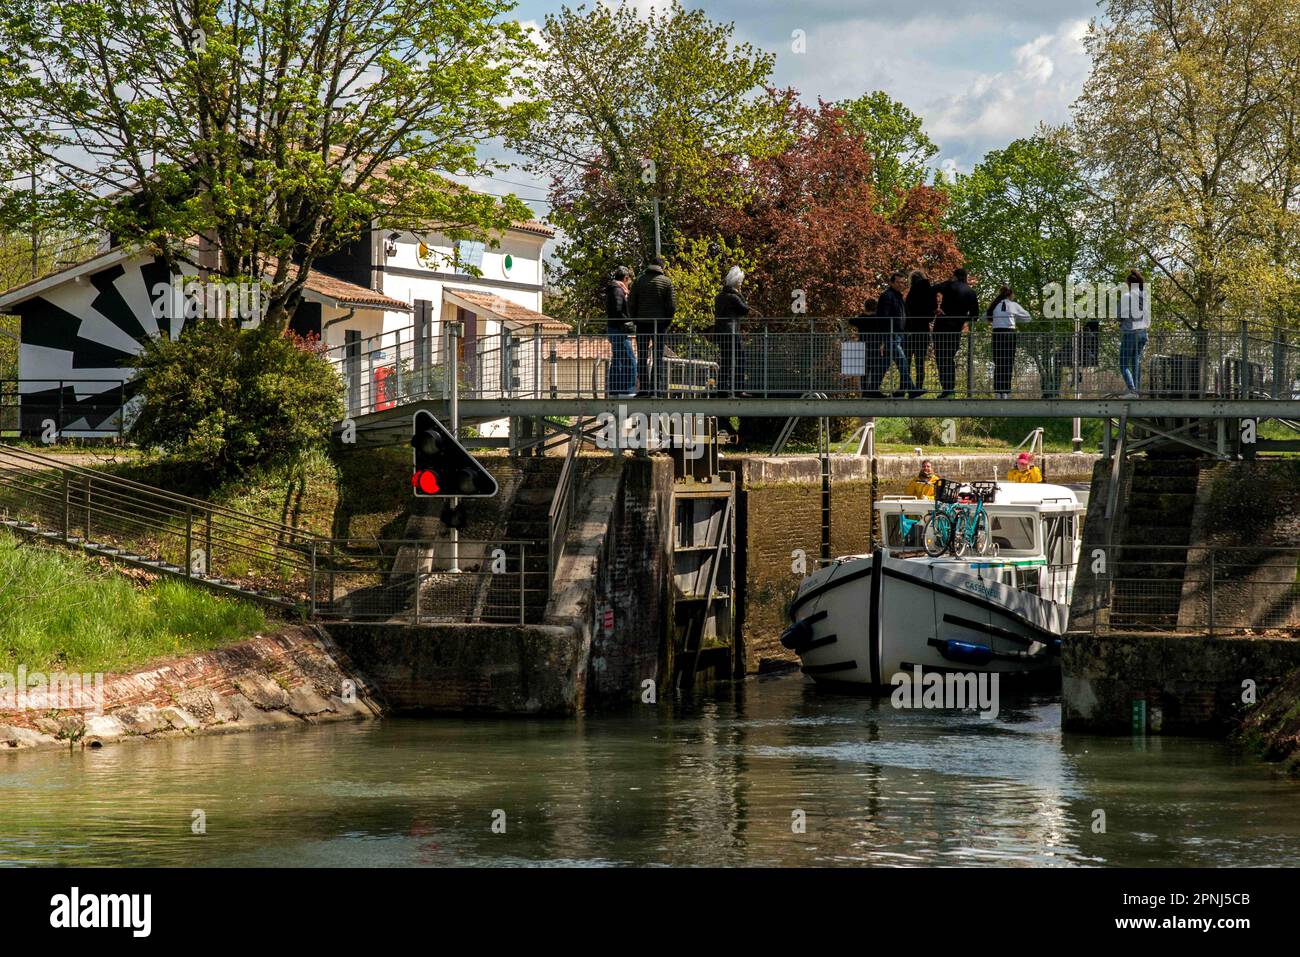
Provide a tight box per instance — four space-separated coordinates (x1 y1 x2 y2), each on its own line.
904 479 994 557
947 480 996 557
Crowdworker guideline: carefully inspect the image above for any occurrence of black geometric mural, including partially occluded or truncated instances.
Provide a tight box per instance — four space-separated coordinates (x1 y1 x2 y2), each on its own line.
16 254 174 436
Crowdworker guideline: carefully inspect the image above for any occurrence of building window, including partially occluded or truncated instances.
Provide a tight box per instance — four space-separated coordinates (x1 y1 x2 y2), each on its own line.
453 240 485 275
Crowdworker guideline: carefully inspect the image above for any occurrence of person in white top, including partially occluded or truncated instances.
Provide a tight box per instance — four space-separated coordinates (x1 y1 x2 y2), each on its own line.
1117 269 1150 398
986 286 1031 398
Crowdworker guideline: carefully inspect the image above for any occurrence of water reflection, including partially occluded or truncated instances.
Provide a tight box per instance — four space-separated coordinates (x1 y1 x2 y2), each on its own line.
1 673 1298 867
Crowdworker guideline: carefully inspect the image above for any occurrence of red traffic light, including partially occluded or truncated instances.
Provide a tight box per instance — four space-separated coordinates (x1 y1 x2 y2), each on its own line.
412 469 441 495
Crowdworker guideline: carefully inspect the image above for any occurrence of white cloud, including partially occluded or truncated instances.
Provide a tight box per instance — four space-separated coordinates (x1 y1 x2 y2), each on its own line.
923 18 1091 167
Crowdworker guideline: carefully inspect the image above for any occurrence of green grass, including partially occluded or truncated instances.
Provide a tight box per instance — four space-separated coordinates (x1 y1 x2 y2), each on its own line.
0 531 266 674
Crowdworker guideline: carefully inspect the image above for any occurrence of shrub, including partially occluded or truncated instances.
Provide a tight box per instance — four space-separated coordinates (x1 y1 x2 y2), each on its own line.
129 321 343 480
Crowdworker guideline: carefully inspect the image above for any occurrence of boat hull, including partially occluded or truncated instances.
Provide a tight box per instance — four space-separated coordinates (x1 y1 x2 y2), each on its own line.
783 549 1064 688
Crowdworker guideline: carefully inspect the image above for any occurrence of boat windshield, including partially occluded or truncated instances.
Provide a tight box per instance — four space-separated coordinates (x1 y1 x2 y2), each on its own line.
988 513 1037 552
883 510 928 549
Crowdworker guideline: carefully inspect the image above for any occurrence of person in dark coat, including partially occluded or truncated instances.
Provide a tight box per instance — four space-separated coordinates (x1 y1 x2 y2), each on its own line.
931 267 980 398
713 265 749 396
903 270 937 397
604 266 636 396
627 256 676 395
849 297 888 397
876 271 916 396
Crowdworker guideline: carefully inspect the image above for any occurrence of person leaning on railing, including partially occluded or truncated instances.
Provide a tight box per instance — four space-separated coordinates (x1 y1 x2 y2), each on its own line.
628 256 676 396
604 266 637 398
849 297 889 398
877 271 918 397
905 459 941 498
1117 269 1150 399
931 267 979 398
713 266 750 397
903 270 937 398
987 286 1030 399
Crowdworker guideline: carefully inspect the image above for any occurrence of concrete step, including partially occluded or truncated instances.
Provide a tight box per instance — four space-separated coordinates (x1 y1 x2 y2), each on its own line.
1125 506 1193 528
1121 524 1192 546
515 486 557 507
1133 458 1205 476
1128 475 1200 494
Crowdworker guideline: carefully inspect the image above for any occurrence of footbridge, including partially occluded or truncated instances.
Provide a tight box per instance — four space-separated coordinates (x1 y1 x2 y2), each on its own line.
323 318 1300 458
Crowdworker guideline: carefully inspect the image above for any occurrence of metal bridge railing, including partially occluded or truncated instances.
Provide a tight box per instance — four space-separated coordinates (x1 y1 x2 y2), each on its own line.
1076 543 1300 636
321 319 1300 419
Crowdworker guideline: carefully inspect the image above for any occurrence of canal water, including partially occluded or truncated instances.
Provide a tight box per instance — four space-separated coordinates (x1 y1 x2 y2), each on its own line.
3 673 1299 867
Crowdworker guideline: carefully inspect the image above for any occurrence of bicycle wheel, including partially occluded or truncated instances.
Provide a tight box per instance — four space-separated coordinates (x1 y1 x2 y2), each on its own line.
951 507 971 557
923 512 952 557
972 510 990 556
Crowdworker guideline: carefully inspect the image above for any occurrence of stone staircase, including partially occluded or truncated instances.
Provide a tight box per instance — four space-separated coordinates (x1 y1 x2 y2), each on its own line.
479 457 557 624
1110 457 1204 629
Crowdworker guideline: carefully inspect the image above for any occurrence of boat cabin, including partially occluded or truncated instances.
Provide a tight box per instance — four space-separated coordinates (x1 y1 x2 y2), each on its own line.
874 482 1087 605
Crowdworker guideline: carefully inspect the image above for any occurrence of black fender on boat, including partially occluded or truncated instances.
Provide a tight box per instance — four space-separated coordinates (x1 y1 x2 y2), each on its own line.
780 618 813 650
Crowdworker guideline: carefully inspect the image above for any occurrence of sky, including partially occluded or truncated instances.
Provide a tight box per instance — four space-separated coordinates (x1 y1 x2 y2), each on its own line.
481 0 1104 216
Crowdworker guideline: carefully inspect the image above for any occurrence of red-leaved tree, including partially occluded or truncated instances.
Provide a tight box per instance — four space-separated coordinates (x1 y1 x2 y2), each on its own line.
712 98 962 319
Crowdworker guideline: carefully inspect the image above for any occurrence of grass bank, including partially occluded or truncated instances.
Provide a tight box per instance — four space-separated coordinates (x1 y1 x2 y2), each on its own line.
0 531 266 674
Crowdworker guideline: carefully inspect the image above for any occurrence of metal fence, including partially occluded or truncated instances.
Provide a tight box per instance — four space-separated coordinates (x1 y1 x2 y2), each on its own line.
1076 543 1300 635
0 444 543 623
307 538 546 624
1 379 131 437
322 319 1300 418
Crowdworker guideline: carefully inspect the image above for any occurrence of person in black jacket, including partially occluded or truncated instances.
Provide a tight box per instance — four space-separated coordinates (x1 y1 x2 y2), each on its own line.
713 265 749 396
931 267 980 398
849 297 888 397
876 271 916 396
628 256 676 395
604 266 636 396
903 270 937 397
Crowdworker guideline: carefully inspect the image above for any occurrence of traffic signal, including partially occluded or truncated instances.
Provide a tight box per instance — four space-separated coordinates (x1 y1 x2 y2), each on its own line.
410 409 499 498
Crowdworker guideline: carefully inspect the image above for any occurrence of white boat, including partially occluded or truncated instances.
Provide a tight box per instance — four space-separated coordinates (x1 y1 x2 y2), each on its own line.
781 481 1086 688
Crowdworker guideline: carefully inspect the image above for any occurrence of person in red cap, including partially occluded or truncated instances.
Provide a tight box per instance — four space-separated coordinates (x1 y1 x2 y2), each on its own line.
1006 451 1043 483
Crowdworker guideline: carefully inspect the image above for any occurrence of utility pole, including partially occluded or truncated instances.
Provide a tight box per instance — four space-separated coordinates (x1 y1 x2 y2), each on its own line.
30 140 38 279
652 196 661 258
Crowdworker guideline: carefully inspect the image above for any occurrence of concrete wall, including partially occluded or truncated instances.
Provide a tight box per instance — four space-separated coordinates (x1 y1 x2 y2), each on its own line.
320 455 676 716
1063 631 1300 735
583 457 675 701
322 621 585 715
1064 457 1300 734
1181 460 1300 631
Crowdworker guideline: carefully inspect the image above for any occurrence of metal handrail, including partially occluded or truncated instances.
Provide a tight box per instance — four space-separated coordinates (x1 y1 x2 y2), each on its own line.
0 443 326 543
548 426 582 595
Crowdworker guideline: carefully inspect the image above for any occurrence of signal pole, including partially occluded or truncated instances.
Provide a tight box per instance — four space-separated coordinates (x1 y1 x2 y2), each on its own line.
448 320 462 573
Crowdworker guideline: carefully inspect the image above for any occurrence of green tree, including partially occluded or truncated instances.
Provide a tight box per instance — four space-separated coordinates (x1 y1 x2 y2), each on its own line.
836 91 940 212
0 0 540 330
662 235 758 332
1073 0 1300 329
945 132 1118 316
129 323 343 477
515 1 786 321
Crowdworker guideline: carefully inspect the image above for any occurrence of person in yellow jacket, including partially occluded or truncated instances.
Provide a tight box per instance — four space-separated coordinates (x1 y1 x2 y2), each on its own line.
1006 451 1043 483
905 460 941 498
